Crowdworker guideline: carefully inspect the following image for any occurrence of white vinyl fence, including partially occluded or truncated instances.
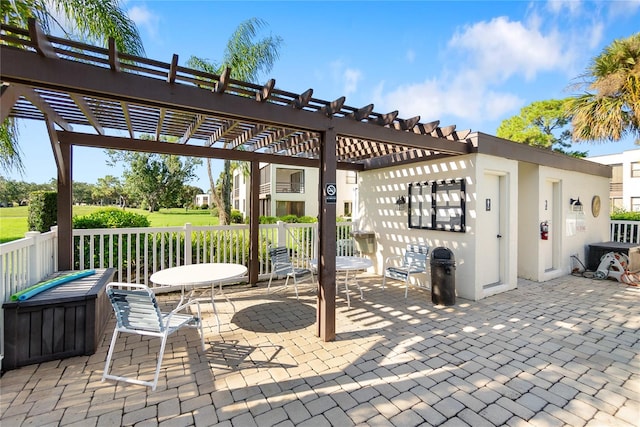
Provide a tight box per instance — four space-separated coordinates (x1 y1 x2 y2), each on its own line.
0 221 354 370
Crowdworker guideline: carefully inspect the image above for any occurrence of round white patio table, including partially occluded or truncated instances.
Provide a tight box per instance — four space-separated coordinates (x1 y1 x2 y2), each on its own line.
150 263 247 332
310 256 373 308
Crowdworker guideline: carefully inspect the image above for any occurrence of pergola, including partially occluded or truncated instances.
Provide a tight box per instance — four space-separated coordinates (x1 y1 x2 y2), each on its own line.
1 19 473 341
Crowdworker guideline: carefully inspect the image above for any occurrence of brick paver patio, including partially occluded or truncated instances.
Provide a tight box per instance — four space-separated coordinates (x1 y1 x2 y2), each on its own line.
1 274 638 426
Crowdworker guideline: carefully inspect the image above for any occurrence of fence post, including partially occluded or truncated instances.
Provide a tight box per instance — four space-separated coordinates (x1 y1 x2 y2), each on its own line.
25 231 41 282
184 223 192 265
277 221 286 247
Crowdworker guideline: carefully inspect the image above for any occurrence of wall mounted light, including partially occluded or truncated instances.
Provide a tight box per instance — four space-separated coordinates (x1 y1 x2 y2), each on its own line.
570 197 583 212
395 195 407 211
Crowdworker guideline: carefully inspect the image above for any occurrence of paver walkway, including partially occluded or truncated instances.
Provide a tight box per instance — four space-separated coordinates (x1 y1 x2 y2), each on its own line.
1 274 638 426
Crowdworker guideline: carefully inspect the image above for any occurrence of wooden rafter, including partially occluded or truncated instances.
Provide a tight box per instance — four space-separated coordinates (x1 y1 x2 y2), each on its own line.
254 128 300 151
348 104 374 121
28 18 57 58
215 67 231 93
320 96 346 117
156 108 166 141
292 89 313 109
432 124 456 138
167 54 179 84
208 119 239 147
375 111 398 126
108 38 120 72
120 101 134 138
228 124 267 149
180 114 206 143
70 94 104 135
256 79 275 102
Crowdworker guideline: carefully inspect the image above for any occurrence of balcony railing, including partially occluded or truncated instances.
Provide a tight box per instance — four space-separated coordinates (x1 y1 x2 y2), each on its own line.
275 182 305 193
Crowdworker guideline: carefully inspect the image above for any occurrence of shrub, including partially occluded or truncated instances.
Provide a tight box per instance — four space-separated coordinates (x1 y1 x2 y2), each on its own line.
611 209 640 221
28 191 57 232
73 208 150 228
200 203 208 210
230 209 243 224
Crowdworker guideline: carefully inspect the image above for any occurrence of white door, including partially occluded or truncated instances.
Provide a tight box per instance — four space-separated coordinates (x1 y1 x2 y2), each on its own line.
480 173 502 288
543 180 554 271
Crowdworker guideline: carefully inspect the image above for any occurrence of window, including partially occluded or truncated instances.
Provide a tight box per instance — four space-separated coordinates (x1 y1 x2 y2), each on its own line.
276 201 305 217
344 201 352 217
632 162 640 178
632 198 640 212
408 179 466 232
346 171 357 184
612 198 623 211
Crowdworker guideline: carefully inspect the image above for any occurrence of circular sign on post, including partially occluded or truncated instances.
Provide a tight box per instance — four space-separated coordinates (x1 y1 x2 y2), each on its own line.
325 183 337 203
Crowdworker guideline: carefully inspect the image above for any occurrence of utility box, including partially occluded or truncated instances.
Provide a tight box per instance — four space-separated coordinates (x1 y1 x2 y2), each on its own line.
351 230 376 254
587 242 640 272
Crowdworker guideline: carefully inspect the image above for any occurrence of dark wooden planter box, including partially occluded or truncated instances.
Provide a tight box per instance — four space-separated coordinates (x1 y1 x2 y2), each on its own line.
2 268 115 372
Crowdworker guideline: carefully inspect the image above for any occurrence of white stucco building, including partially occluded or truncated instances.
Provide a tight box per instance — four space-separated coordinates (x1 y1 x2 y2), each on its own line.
233 164 357 219
357 133 611 301
587 148 640 211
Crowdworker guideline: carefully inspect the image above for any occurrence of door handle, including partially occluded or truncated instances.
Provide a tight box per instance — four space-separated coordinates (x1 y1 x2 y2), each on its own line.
497 234 502 238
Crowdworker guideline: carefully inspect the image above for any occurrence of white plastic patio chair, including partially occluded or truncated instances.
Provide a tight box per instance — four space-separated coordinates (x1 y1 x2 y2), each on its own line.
382 244 430 298
102 282 205 391
267 245 315 299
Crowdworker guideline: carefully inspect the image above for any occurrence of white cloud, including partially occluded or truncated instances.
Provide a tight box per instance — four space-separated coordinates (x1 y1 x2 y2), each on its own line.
329 60 363 96
128 5 160 39
546 0 583 16
343 68 362 95
448 16 571 82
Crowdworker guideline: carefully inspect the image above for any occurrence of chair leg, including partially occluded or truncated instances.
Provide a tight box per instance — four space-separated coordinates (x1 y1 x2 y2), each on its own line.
404 277 409 299
382 274 387 290
102 328 120 383
267 272 274 294
151 334 169 392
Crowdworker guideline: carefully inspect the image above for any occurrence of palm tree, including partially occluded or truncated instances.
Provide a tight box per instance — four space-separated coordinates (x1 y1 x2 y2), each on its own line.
566 32 640 143
187 18 282 225
1 0 145 173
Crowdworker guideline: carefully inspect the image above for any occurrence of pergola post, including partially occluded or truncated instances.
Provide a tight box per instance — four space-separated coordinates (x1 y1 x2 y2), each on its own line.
249 160 260 285
57 140 73 270
317 128 337 341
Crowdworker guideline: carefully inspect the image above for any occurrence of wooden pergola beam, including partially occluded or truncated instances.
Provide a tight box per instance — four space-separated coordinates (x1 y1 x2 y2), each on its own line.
256 79 275 102
120 101 134 138
292 89 313 109
156 108 166 141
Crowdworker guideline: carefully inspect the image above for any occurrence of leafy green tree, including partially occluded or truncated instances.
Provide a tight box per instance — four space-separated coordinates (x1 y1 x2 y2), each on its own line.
187 18 282 224
93 175 124 206
107 144 202 212
566 32 640 143
496 99 588 157
72 181 95 205
1 0 144 174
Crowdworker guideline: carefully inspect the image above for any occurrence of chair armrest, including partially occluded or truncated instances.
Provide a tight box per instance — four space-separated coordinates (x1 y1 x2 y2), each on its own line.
384 255 403 268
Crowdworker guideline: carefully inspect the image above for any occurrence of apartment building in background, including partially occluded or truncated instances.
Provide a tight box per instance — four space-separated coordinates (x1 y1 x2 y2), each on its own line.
588 148 640 211
232 164 358 219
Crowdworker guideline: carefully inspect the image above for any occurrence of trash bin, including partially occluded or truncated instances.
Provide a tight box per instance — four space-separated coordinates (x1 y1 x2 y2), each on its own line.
430 247 456 305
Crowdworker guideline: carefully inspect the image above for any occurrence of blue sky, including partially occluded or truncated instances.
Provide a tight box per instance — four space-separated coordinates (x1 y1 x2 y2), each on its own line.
5 0 640 190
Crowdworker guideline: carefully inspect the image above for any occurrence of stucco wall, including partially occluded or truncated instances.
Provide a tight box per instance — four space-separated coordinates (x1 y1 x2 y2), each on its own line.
358 154 480 300
358 152 610 301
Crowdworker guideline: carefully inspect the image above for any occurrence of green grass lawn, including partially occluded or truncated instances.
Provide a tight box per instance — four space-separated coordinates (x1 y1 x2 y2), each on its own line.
0 206 220 243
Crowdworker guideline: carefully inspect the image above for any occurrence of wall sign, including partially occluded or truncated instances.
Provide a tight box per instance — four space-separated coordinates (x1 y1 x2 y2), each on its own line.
325 183 337 203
